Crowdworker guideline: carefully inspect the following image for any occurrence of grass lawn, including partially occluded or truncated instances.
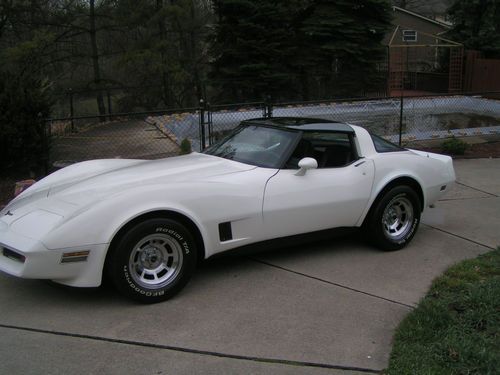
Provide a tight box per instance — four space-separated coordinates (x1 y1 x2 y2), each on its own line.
385 248 500 375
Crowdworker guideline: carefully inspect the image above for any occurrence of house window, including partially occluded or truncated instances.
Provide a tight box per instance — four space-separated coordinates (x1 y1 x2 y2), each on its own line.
402 30 417 42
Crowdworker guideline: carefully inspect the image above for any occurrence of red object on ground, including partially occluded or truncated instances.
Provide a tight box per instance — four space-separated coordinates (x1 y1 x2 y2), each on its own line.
14 179 37 197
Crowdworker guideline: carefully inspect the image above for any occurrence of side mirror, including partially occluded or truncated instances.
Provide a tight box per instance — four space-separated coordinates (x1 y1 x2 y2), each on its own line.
295 157 318 176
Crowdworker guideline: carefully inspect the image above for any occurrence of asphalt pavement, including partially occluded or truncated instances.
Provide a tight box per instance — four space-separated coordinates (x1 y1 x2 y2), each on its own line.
0 158 498 375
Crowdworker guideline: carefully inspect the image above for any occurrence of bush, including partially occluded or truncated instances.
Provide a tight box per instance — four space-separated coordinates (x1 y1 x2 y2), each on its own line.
179 138 192 155
441 137 468 155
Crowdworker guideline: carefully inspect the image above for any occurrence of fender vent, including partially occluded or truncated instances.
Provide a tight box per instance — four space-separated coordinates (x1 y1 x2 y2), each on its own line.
219 222 233 242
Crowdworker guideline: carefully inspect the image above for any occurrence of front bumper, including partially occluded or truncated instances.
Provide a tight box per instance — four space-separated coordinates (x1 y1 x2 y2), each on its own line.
0 225 108 287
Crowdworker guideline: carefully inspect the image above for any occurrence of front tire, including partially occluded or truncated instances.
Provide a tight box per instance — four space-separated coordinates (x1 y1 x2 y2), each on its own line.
108 218 197 303
365 185 421 251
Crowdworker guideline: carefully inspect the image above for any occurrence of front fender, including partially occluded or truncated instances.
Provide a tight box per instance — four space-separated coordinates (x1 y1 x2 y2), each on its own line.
42 183 210 251
42 167 273 258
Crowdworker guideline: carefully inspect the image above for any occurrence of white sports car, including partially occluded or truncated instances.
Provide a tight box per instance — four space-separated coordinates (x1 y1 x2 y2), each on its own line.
0 117 455 303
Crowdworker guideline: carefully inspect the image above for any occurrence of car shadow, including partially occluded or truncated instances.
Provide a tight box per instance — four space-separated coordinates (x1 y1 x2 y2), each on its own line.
0 231 370 306
196 231 371 276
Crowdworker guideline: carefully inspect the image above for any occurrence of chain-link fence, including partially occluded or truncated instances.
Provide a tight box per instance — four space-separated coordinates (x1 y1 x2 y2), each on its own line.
204 92 500 146
1 91 499 207
45 108 200 170
46 91 500 167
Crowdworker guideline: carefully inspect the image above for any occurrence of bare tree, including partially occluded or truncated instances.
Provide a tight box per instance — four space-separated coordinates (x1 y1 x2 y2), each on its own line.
89 0 106 118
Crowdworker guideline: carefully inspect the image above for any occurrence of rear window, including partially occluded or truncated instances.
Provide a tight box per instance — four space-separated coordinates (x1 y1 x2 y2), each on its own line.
370 134 406 153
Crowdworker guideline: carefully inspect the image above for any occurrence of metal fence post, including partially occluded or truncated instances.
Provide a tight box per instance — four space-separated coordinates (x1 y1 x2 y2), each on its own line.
69 88 74 132
107 90 112 120
264 95 273 118
40 114 50 175
199 99 206 151
207 102 213 146
399 93 404 146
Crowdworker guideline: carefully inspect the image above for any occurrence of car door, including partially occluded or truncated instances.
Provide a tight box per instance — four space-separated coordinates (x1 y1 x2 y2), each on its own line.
262 138 375 238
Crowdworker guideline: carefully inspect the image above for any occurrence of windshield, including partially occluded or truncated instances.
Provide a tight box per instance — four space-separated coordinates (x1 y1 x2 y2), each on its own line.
203 125 300 168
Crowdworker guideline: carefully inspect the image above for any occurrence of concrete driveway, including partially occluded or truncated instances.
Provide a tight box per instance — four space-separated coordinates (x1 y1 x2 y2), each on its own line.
0 159 498 374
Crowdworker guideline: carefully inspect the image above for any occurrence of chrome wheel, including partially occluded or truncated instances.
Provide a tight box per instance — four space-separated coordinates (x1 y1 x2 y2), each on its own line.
382 196 414 241
128 234 184 289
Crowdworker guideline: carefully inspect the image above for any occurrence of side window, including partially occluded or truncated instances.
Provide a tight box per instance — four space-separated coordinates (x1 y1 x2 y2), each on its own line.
370 134 406 153
285 132 357 169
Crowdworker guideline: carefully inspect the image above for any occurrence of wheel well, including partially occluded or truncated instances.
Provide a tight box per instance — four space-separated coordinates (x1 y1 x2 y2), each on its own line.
363 177 424 226
105 210 206 270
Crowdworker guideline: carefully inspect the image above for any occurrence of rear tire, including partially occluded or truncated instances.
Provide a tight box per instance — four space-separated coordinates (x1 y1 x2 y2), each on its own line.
108 218 197 303
365 185 421 251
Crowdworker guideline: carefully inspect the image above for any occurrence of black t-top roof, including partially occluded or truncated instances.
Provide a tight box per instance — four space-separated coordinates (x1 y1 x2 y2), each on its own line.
241 117 354 133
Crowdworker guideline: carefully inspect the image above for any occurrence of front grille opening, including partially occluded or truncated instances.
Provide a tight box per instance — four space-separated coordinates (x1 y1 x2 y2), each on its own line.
2 247 26 263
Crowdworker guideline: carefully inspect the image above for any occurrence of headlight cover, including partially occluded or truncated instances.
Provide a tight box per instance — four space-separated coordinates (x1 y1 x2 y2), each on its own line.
10 210 63 240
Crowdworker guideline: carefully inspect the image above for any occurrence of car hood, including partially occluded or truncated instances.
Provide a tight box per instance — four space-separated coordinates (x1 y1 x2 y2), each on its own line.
3 153 256 216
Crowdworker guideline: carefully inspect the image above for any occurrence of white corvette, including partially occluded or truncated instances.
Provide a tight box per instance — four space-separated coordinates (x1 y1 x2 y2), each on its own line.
0 117 455 303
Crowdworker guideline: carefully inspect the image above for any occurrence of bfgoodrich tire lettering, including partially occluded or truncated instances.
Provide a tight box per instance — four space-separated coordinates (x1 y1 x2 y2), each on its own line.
365 185 421 251
108 218 197 303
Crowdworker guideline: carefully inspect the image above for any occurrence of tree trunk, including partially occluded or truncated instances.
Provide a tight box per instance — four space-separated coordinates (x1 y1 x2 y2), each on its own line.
189 1 202 104
157 0 171 107
89 0 106 121
299 66 310 101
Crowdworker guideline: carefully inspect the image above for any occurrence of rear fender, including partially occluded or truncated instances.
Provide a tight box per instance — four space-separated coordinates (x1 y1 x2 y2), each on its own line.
356 172 425 227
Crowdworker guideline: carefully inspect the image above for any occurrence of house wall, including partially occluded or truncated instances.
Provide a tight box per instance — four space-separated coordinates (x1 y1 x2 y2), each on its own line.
386 8 457 94
385 9 449 46
386 8 452 73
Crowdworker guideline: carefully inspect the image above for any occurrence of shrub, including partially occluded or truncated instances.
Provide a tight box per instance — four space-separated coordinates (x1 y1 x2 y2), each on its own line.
441 137 468 155
179 138 192 155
